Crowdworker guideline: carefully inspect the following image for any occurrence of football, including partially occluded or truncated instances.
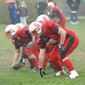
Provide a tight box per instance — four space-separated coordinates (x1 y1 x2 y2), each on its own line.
12 63 22 70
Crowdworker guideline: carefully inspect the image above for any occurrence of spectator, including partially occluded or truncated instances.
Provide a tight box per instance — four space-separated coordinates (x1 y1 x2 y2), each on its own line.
8 3 14 24
35 0 47 16
15 0 20 23
67 0 80 25
11 3 20 24
17 1 29 26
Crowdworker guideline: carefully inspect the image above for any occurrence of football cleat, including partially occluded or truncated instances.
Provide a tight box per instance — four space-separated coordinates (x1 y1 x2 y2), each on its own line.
65 70 79 79
53 70 66 76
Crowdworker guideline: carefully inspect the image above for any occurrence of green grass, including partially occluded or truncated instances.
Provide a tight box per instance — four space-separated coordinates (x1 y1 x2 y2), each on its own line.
0 20 85 85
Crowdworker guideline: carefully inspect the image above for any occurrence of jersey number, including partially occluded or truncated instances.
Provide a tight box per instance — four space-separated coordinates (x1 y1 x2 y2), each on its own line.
47 39 57 45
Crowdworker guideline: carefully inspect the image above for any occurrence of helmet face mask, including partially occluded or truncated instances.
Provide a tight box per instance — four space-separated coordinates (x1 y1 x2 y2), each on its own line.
29 21 42 37
5 25 17 39
5 31 11 39
31 26 42 37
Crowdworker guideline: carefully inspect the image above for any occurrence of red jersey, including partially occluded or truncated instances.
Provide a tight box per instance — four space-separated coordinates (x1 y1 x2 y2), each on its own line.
12 26 39 57
12 26 32 48
52 6 65 20
36 20 76 48
52 6 66 24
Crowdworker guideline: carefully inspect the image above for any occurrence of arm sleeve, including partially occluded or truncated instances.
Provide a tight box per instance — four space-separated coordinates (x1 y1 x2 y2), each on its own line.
25 30 32 40
54 26 59 35
57 11 63 24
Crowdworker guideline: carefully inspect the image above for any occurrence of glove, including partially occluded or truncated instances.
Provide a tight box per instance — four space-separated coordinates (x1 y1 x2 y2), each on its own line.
39 68 46 77
22 58 27 64
57 44 63 54
27 41 34 48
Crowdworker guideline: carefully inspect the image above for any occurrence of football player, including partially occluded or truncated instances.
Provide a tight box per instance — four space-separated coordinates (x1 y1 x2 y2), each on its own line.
36 14 57 71
5 23 39 70
47 2 66 28
29 19 79 79
36 14 67 72
15 23 27 67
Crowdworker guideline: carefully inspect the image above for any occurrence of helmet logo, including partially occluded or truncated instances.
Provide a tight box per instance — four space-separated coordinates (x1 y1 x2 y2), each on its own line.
16 25 21 29
43 16 47 20
34 23 39 29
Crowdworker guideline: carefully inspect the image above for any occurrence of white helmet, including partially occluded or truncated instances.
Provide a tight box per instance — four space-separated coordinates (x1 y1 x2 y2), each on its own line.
36 14 49 23
48 2 55 7
5 24 18 39
15 23 24 29
29 21 42 36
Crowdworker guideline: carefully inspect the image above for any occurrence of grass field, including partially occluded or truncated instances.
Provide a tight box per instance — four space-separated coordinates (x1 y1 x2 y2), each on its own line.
0 20 85 85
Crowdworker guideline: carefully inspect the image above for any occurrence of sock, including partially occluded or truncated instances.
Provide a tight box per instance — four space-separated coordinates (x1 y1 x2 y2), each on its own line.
29 58 38 68
51 60 63 71
62 58 74 71
55 60 63 71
